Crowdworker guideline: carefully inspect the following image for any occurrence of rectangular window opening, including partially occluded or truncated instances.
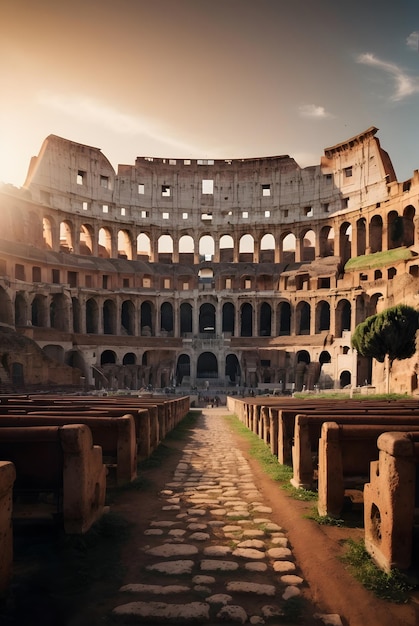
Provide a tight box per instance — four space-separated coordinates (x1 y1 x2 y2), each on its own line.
100 175 109 189
202 179 214 194
162 185 171 197
77 170 85 185
262 184 271 196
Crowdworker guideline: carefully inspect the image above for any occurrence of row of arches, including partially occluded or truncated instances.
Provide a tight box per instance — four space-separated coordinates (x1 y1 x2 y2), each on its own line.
7 288 376 339
41 206 416 264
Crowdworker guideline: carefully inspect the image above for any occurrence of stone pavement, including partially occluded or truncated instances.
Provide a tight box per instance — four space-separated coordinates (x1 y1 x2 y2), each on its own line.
112 408 343 625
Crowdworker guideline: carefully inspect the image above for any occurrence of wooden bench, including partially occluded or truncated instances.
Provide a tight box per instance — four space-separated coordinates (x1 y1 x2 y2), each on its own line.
364 431 419 572
0 413 137 486
0 461 15 595
0 424 106 534
317 422 419 519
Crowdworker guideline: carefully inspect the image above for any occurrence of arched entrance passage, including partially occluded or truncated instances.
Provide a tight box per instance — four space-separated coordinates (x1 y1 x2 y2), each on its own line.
176 354 190 385
340 370 351 388
225 354 240 385
197 352 218 381
199 303 216 334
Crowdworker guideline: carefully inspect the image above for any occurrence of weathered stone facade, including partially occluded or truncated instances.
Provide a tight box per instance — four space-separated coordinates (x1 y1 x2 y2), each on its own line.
0 127 418 392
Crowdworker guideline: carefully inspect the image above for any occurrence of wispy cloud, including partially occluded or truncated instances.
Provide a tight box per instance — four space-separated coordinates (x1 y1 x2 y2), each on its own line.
356 53 419 101
406 31 419 51
37 91 200 153
298 104 332 119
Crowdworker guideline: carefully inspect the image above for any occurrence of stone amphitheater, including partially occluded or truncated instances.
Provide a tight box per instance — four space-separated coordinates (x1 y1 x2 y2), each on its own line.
0 126 418 395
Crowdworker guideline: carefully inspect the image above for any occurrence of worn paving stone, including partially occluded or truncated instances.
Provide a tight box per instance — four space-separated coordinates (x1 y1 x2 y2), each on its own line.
111 409 342 626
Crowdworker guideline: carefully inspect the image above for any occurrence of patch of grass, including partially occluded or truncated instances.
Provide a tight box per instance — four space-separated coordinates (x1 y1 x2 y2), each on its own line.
344 247 414 271
281 483 318 502
223 414 293 483
304 506 344 526
340 539 415 603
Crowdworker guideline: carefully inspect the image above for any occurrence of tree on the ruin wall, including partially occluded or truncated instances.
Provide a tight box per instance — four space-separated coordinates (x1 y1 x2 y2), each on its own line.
351 304 419 393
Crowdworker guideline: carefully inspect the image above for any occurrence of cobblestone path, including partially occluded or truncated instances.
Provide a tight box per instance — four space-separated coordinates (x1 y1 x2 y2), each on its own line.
111 408 342 625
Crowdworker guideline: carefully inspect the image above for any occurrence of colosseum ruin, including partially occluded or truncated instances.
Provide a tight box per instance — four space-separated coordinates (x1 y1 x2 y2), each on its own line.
0 126 418 395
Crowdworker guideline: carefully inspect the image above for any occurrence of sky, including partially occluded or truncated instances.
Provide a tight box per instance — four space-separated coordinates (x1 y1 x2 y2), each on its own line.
1 0 419 187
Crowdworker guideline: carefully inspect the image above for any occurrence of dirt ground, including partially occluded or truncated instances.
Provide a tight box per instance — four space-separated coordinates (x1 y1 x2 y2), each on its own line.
2 412 419 626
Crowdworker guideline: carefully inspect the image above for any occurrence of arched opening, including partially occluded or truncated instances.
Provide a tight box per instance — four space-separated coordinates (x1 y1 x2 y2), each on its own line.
14 292 27 326
335 299 351 337
176 354 190 386
99 227 112 258
239 234 254 262
199 235 215 262
225 354 241 385
296 301 310 335
260 233 275 263
86 298 99 334
222 302 235 336
50 293 68 331
43 344 64 364
356 218 366 256
80 224 94 255
118 230 132 260
31 294 48 327
43 217 53 249
340 370 351 388
103 299 117 334
369 215 383 253
403 205 415 247
121 300 135 335
301 229 315 262
240 303 253 337
277 301 291 336
219 234 234 262
259 302 272 336
199 303 216 334
158 234 173 263
140 301 154 336
137 233 151 261
339 222 352 264
316 301 330 333
319 351 331 365
179 235 194 264
60 221 73 253
101 350 116 365
180 302 192 335
319 226 334 257
281 233 296 263
196 352 218 380
160 302 174 335
123 353 136 365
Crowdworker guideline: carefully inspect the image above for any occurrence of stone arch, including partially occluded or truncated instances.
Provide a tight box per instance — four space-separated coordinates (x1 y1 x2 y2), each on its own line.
123 352 136 365
369 215 383 253
80 224 94 255
118 229 133 260
43 217 54 249
180 302 193 335
403 205 415 247
199 303 216 334
0 287 13 326
199 235 215 262
356 217 366 256
301 228 315 262
315 300 330 333
355 293 367 326
31 294 48 327
240 302 253 337
319 225 334 257
137 233 151 261
99 227 112 258
176 354 190 385
369 292 384 315
220 234 234 262
281 232 296 263
260 233 275 263
158 234 173 262
319 350 331 364
72 297 82 333
340 370 351 388
225 353 241 384
339 222 352 264
196 351 218 380
179 235 194 264
296 301 310 335
161 302 174 335
259 302 272 337
335 299 351 337
222 302 235 335
86 298 99 334
50 293 69 331
101 350 116 365
121 299 135 335
239 234 254 262
103 299 117 334
277 301 291 336
141 301 154 336
60 220 73 253
43 344 65 364
14 291 28 326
